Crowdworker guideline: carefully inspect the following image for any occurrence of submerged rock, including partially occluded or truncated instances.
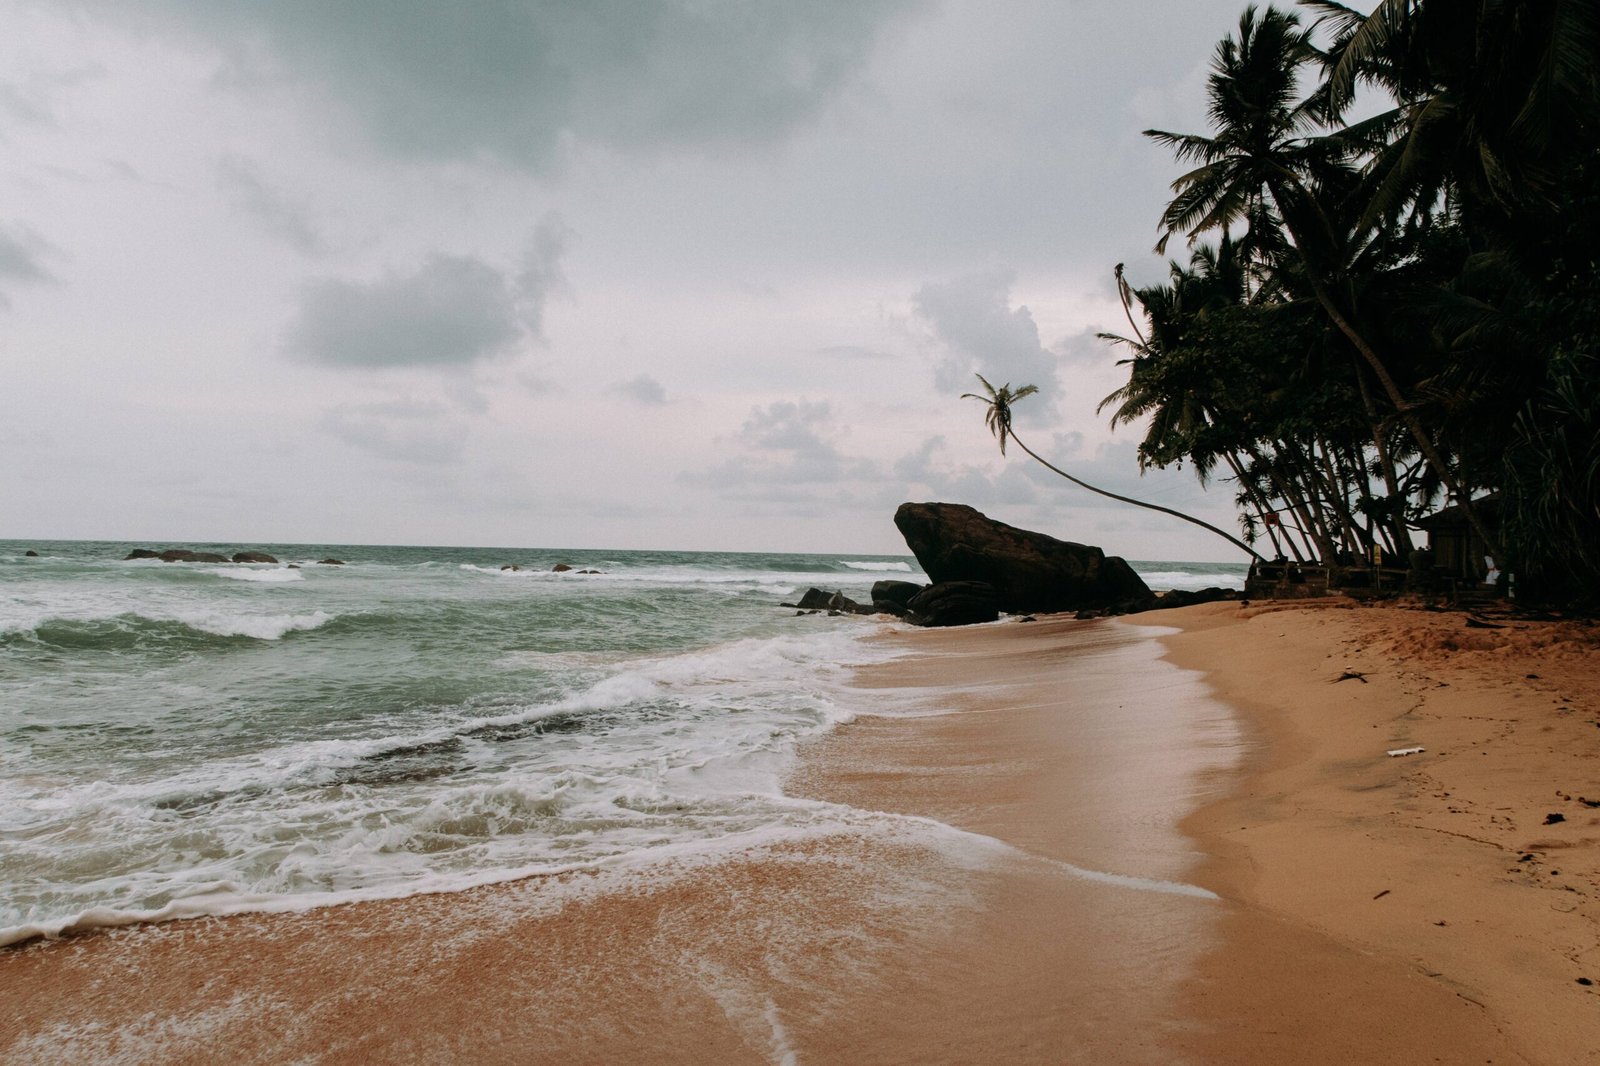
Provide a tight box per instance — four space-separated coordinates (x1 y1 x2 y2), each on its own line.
124 548 161 560
894 502 1151 615
232 551 279 564
317 558 345 566
551 563 573 572
23 549 38 557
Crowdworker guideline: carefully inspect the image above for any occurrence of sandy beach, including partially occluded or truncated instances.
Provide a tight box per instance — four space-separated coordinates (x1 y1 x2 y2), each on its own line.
3 602 1597 1063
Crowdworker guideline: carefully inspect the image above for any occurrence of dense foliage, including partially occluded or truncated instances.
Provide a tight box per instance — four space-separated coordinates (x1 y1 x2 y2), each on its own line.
1106 0 1600 602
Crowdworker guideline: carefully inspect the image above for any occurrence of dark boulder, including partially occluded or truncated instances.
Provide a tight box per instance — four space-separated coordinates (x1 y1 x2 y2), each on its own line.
894 502 1151 615
905 581 1001 627
1150 586 1239 610
791 587 836 611
232 551 279 564
125 549 161 560
871 580 925 609
318 558 345 566
784 586 875 615
23 549 39 557
551 563 573 573
870 579 926 618
157 549 230 563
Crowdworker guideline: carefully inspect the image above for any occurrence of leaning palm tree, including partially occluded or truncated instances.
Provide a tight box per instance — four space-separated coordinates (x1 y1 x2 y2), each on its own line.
963 373 1263 560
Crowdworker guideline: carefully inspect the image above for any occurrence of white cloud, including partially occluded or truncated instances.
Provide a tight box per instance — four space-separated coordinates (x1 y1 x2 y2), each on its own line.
217 154 323 254
612 374 667 405
319 398 468 464
912 269 1063 422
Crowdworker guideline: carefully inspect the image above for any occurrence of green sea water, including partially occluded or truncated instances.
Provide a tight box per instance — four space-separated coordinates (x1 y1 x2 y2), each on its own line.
0 539 1245 945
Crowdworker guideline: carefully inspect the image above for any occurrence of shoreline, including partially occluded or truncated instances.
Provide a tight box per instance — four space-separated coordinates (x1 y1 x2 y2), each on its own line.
2 603 1594 1062
0 614 1228 1064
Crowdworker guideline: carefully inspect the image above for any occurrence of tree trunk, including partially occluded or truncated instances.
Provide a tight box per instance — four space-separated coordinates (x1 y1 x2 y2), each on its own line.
1010 433 1263 561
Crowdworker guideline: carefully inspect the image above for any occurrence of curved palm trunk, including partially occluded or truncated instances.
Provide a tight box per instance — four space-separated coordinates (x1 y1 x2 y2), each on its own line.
1009 431 1264 562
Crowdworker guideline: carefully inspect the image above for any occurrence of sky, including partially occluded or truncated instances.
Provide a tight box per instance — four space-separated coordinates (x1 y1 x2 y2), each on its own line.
2 0 1265 559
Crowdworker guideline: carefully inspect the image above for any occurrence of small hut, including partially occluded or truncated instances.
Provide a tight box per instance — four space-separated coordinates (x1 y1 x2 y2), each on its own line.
1415 496 1500 586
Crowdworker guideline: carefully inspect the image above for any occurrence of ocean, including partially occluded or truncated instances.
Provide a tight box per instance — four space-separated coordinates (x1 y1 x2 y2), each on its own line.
0 540 1246 947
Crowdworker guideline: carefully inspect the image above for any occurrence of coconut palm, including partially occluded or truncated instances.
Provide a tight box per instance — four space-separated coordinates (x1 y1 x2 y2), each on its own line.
1145 3 1500 560
963 373 1263 560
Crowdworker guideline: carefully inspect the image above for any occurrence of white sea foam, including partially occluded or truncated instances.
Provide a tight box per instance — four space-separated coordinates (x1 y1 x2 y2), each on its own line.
0 620 916 945
168 609 334 639
206 567 304 583
1136 569 1246 592
840 560 913 572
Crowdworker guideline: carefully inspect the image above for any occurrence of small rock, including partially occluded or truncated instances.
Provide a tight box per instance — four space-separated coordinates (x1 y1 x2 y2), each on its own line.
552 563 573 572
501 564 521 571
318 558 345 566
1579 977 1593 986
1544 813 1566 825
23 549 38 557
232 551 279 564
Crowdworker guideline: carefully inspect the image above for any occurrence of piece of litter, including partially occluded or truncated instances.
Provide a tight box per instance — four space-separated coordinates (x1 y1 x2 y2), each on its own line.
1387 746 1426 757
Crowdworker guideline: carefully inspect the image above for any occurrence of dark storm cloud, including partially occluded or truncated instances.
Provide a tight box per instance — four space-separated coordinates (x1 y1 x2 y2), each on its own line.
0 223 55 309
285 222 571 368
120 0 924 167
516 213 571 341
287 254 522 368
912 269 1062 420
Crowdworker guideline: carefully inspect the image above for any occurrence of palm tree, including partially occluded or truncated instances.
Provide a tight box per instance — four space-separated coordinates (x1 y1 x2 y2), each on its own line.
1145 3 1500 561
962 374 1263 560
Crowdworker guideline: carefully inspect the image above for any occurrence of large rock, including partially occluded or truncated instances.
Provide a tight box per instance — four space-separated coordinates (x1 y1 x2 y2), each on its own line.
905 581 1001 627
894 502 1151 614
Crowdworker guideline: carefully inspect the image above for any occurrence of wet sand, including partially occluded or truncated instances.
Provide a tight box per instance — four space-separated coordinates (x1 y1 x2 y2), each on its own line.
0 616 1232 1065
3 603 1593 1063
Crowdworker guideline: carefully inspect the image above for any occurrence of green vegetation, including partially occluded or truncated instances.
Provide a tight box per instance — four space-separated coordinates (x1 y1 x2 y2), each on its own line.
1092 1 1599 602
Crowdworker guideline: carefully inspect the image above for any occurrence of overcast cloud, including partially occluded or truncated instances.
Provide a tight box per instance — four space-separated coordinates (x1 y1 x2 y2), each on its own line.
3 0 1260 558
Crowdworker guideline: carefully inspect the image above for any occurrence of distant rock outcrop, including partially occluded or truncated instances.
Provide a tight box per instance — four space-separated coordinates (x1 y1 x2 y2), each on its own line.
894 502 1151 615
157 549 231 563
232 551 278 564
23 549 38 557
552 563 573 572
318 558 345 566
125 549 161 560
